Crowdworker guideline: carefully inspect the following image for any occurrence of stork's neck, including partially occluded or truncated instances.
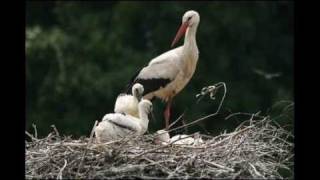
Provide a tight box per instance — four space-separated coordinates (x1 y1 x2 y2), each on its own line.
183 24 198 54
138 109 149 131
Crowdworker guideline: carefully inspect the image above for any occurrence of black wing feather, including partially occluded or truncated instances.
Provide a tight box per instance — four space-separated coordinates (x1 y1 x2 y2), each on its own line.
108 119 136 132
134 78 171 96
124 66 172 97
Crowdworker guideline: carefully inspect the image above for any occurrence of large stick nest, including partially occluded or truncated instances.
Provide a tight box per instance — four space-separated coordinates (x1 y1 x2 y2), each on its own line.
26 83 293 179
26 116 293 179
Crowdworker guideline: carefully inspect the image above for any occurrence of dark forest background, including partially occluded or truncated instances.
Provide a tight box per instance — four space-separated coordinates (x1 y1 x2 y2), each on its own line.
26 1 294 138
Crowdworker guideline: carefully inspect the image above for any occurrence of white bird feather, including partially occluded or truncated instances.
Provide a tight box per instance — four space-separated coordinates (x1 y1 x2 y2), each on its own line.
114 83 144 118
154 130 203 146
125 10 200 129
95 99 152 143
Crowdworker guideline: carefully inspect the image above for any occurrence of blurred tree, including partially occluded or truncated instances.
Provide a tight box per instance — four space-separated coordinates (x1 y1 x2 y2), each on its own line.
26 1 293 137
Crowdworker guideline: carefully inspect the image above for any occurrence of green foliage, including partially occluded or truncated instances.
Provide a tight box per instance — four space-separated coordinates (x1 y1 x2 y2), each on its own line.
26 2 293 137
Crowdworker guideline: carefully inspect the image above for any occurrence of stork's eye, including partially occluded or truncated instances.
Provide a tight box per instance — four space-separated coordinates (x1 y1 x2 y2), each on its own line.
187 16 192 21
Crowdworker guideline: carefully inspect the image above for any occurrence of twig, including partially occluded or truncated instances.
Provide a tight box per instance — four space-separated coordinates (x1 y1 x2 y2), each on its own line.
250 111 261 126
204 160 234 172
167 82 227 134
26 131 38 141
76 120 98 178
210 125 254 148
225 112 265 120
56 159 67 180
143 157 173 174
168 112 185 129
32 124 38 139
51 125 60 136
249 163 264 178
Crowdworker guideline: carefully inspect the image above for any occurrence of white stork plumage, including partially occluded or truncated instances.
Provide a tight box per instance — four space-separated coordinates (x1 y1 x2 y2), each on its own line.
114 83 144 118
154 130 203 146
95 99 153 143
125 10 200 130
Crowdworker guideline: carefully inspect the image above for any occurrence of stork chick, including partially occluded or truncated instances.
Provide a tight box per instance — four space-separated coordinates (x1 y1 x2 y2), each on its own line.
154 129 203 146
114 83 144 118
95 99 153 143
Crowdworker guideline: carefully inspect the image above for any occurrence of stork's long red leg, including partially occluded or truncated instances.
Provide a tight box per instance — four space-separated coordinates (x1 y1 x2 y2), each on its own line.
164 98 172 130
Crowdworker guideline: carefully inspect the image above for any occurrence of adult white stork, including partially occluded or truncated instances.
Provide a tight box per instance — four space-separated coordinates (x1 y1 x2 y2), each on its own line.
125 10 200 130
114 83 144 118
95 99 153 143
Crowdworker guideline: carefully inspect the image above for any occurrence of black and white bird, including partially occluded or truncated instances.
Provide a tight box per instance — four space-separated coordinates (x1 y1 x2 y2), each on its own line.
95 99 153 143
125 10 200 130
114 83 144 118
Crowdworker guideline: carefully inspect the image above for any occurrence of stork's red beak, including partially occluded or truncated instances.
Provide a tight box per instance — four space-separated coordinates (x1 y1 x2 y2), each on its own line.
171 22 188 47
